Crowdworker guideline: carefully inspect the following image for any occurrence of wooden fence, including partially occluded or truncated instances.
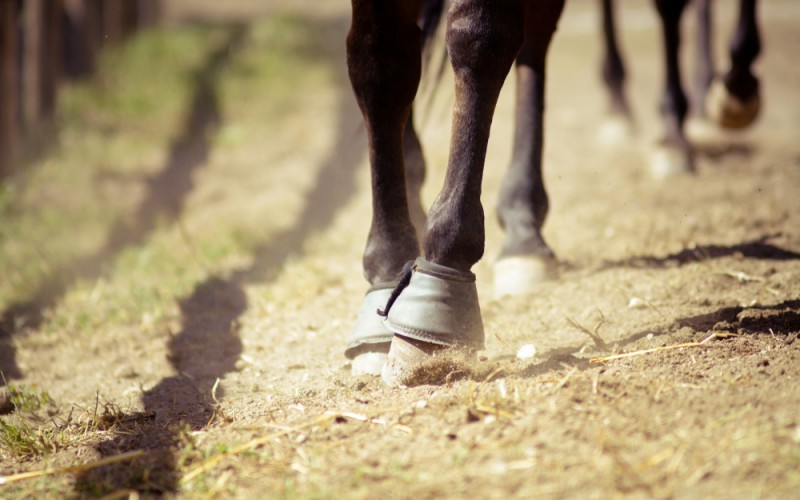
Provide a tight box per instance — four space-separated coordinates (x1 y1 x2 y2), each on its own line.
0 0 161 177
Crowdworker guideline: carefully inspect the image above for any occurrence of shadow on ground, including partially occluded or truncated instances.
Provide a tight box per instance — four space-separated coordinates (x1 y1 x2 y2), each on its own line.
516 299 800 380
600 234 800 270
0 23 248 389
75 13 366 494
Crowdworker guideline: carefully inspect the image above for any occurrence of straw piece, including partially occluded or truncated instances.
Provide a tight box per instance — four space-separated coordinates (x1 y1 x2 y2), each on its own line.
0 450 146 485
181 408 397 484
180 413 334 484
566 315 609 351
589 332 738 364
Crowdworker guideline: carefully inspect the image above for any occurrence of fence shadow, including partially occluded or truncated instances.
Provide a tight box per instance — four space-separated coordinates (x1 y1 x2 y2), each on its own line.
76 13 366 494
0 24 247 389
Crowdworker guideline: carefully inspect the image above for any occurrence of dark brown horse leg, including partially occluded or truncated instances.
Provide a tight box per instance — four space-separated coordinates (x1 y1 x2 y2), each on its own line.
596 0 635 143
706 0 761 129
693 0 714 118
651 0 693 178
494 0 565 297
600 0 631 118
381 0 526 385
344 0 423 374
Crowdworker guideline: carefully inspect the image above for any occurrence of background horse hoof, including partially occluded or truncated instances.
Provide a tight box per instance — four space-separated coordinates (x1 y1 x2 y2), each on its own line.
493 255 558 298
650 143 694 180
351 351 388 376
381 335 446 387
705 78 760 130
596 114 635 145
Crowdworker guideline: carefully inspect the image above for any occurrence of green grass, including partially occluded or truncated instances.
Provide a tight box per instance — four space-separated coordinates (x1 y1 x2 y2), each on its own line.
0 384 62 459
0 14 336 323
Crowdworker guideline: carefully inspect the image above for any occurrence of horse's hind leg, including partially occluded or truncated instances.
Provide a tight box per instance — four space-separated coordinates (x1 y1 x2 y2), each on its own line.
706 0 761 129
381 0 526 385
494 0 565 297
345 0 423 375
693 0 714 119
651 0 693 178
597 0 635 143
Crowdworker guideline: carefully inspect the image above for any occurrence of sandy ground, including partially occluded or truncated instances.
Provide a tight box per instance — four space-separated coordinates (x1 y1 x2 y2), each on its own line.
2 1 800 497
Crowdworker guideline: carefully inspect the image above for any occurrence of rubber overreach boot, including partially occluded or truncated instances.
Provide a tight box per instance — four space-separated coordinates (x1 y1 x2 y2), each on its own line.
344 286 395 360
384 258 484 349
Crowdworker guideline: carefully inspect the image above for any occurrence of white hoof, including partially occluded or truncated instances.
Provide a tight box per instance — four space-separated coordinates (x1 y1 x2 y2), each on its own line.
351 351 388 376
705 78 760 130
493 255 558 299
650 144 693 180
596 114 634 146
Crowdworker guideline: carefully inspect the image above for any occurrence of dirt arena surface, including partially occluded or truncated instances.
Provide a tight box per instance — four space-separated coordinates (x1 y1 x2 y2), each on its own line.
1 1 799 497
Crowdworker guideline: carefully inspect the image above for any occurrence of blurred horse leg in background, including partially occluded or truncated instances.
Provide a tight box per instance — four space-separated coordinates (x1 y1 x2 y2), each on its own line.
494 0 565 298
705 0 761 129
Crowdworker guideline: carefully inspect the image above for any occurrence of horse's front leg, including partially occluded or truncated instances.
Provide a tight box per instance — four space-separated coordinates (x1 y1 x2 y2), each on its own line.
345 0 423 375
494 0 565 298
651 0 693 178
706 0 761 129
380 0 526 386
693 0 714 119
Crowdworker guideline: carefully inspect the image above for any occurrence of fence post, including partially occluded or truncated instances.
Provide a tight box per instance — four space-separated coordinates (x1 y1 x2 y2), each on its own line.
0 1 20 176
40 0 64 121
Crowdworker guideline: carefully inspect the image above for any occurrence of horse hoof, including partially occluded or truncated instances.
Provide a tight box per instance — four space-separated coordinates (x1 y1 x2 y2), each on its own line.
381 335 446 387
345 287 395 376
351 351 388 376
650 144 693 180
384 258 484 350
705 78 760 130
493 255 558 298
596 114 634 145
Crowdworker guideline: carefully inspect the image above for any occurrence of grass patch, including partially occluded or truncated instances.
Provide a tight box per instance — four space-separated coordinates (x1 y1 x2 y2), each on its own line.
0 384 62 459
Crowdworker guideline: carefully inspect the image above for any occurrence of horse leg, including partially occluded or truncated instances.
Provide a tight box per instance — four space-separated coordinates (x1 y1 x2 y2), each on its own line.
693 0 714 118
706 0 760 129
597 0 634 142
651 0 693 179
345 0 423 375
494 0 565 297
381 0 526 385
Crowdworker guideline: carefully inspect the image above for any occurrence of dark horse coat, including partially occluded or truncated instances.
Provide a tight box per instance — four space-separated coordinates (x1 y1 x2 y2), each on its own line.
344 0 761 385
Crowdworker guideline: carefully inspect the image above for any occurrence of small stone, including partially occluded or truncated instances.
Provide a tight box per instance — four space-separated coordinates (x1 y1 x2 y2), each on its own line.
516 344 537 360
628 297 646 309
114 366 138 379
